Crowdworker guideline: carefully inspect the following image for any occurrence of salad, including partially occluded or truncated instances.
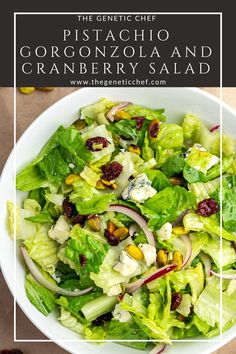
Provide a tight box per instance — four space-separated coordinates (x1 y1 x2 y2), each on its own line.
7 98 236 353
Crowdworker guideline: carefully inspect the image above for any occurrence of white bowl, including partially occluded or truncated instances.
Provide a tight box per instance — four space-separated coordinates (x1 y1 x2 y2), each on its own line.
0 88 236 354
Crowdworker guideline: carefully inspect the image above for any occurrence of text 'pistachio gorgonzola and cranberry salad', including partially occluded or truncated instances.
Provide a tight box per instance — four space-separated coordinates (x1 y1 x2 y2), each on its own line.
8 98 236 353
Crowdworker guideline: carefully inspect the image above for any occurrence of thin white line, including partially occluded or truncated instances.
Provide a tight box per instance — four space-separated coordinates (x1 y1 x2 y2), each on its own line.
13 11 17 343
14 339 222 343
13 11 222 343
14 12 222 15
219 12 223 342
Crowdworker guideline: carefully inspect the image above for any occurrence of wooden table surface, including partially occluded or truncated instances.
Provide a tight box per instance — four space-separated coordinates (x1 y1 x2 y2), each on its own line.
0 87 235 354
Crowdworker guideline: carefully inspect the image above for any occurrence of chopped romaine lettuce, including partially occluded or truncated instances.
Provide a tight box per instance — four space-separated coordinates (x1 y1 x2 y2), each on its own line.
62 225 109 287
107 319 149 350
155 123 184 150
80 98 114 125
107 119 137 140
76 193 117 215
113 151 144 195
7 200 38 240
124 104 166 121
58 307 84 334
143 186 195 229
25 271 56 316
183 212 236 242
80 166 100 187
161 155 186 178
24 225 59 274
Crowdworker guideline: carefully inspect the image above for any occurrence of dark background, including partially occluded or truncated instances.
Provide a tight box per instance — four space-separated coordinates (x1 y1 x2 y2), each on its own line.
15 14 220 87
0 1 234 86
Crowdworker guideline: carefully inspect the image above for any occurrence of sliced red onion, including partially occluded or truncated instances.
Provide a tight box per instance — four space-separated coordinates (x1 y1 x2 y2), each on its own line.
21 247 93 296
108 204 155 247
125 264 177 293
180 235 192 268
149 343 166 354
129 223 139 237
199 252 211 277
107 102 131 122
172 210 189 227
210 269 236 280
209 124 220 133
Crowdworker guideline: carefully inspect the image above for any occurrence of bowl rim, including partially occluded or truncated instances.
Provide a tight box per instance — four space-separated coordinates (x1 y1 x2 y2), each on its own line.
1 87 236 354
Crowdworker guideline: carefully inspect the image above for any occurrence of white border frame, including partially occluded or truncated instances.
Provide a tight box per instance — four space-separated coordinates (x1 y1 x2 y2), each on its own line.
13 11 223 344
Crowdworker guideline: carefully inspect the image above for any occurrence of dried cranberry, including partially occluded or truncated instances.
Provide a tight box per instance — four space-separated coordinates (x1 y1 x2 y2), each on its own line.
71 214 86 225
104 229 119 246
149 119 160 139
131 116 145 130
197 198 218 217
171 292 182 310
92 312 113 326
102 161 123 181
63 197 75 218
79 254 87 267
0 351 24 354
86 137 109 151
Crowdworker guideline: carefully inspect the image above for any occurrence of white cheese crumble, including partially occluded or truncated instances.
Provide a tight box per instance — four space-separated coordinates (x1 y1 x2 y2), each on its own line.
186 143 220 172
113 303 132 323
138 243 157 266
122 173 156 203
157 222 172 241
107 284 123 297
113 251 139 277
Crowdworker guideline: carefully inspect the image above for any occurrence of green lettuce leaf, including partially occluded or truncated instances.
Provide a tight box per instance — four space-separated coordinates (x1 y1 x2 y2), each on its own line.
16 164 50 192
84 324 107 340
90 237 144 295
80 166 100 187
155 123 184 150
189 232 236 268
145 169 172 192
194 276 236 330
107 319 149 349
141 132 154 161
107 119 137 140
56 289 102 324
215 176 236 232
38 148 70 185
170 263 204 303
25 271 56 316
25 209 54 224
81 295 117 322
113 151 144 195
188 178 220 203
80 98 114 125
62 225 109 287
183 212 236 242
24 225 59 274
69 179 93 204
59 126 91 163
124 104 166 121
32 126 64 165
7 200 38 240
28 188 46 208
58 307 84 334
143 186 195 229
182 113 235 157
76 193 117 215
161 155 186 178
